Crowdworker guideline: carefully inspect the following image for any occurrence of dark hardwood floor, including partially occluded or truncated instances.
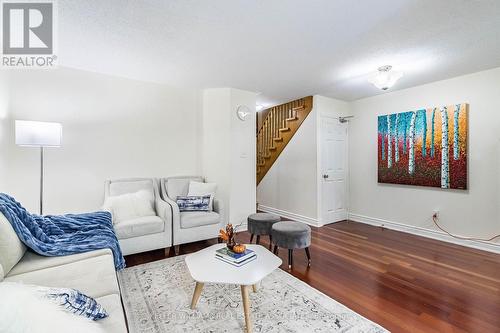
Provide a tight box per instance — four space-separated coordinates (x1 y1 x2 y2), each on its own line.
125 221 500 333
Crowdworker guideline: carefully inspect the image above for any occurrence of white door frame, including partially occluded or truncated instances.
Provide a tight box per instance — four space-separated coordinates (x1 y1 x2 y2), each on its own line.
316 114 349 226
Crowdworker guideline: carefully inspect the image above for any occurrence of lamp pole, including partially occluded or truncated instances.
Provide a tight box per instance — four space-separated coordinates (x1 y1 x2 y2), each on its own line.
15 120 62 216
40 146 44 215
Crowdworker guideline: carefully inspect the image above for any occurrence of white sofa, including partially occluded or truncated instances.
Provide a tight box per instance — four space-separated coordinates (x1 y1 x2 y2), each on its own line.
159 176 223 251
104 178 172 256
0 213 127 332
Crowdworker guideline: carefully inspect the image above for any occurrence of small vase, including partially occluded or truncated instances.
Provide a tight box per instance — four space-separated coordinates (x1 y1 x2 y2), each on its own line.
227 236 236 251
222 223 236 251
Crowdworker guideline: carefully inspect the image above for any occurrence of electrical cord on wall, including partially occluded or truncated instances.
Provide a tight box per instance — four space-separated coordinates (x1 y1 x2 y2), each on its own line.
432 214 500 242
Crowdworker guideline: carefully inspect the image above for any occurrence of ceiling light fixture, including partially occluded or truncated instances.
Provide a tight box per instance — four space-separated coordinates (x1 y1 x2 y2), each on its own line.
368 65 403 90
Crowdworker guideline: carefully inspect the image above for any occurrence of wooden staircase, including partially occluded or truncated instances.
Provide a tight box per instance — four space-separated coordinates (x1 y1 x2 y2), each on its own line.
256 96 313 185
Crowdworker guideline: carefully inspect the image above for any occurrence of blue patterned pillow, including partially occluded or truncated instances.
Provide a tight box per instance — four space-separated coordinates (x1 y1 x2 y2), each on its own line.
177 195 211 212
43 287 108 321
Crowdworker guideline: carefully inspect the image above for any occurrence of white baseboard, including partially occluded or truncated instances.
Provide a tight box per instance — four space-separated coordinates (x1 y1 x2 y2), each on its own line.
348 213 500 254
257 204 320 227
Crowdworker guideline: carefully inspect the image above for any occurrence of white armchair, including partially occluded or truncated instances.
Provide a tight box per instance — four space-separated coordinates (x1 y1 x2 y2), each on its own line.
104 178 172 256
159 176 223 252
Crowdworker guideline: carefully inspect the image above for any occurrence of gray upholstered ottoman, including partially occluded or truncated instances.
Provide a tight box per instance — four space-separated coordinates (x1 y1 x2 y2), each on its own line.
271 221 311 269
247 212 281 249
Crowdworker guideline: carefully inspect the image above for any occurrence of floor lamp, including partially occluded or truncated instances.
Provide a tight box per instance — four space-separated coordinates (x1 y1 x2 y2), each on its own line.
15 120 62 215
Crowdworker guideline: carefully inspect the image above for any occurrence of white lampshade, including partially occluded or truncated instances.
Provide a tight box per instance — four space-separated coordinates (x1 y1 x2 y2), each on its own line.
15 120 62 147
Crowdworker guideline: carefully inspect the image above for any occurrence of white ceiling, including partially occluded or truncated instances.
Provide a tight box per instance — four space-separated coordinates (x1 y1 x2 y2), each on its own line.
58 0 500 105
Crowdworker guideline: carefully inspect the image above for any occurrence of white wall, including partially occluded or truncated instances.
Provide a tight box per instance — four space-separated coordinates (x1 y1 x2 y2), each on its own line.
0 67 201 214
201 88 231 224
349 67 500 245
257 107 319 220
257 95 350 225
4 64 498 250
0 75 9 191
202 88 257 226
229 89 258 226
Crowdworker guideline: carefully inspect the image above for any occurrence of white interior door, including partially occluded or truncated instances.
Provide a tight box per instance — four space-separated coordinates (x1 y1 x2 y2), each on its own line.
320 116 348 224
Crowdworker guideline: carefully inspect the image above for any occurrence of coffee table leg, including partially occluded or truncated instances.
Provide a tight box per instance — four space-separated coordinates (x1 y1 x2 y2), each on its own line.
240 285 252 333
190 282 204 309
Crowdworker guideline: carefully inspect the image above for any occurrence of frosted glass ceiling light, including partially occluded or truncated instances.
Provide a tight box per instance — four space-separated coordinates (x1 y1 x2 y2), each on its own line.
368 65 403 90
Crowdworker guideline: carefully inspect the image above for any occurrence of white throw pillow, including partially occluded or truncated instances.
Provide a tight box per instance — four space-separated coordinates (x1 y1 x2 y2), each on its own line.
0 282 105 333
187 181 217 211
0 213 27 276
102 190 156 224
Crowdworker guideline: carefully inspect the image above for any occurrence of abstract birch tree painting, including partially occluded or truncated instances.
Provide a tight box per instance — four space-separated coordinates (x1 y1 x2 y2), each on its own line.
378 103 468 189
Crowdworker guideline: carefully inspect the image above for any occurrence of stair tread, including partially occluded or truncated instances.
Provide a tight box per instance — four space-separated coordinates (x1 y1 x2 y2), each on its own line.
286 117 298 121
279 127 290 132
273 137 283 142
269 146 277 150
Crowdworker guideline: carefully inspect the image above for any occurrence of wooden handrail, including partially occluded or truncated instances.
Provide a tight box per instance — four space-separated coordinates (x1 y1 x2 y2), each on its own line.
257 101 306 136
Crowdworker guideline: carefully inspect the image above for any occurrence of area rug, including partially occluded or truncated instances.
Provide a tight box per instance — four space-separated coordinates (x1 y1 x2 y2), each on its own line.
117 255 388 333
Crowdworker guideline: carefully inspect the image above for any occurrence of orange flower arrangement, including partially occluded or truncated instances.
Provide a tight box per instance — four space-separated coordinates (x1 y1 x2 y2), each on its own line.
218 223 246 253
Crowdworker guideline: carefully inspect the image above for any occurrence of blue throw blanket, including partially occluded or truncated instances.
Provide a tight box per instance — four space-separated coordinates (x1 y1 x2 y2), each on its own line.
0 193 125 270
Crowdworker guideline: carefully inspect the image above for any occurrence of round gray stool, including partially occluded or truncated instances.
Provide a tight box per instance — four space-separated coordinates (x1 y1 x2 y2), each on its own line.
247 213 281 249
271 221 311 269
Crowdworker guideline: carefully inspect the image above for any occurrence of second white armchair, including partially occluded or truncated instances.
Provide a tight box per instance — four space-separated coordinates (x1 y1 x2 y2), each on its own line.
159 176 223 252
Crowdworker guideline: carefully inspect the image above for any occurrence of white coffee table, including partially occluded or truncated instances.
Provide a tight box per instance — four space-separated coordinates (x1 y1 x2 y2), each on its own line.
185 243 282 333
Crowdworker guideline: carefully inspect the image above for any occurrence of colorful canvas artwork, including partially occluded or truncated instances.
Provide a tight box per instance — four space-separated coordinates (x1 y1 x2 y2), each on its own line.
378 104 468 189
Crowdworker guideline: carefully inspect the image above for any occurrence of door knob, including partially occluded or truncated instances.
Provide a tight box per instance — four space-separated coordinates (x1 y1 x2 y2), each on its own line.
323 174 329 179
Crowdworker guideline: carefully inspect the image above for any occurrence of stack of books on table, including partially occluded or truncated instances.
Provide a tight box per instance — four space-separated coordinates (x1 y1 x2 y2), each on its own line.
215 247 257 267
